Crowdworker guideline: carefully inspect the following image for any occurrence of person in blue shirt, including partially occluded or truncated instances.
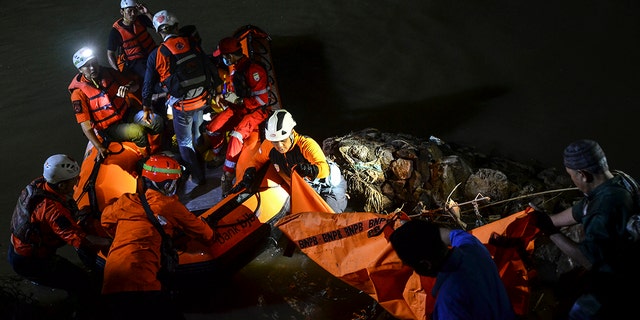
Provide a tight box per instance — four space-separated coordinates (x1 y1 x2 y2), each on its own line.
390 219 516 320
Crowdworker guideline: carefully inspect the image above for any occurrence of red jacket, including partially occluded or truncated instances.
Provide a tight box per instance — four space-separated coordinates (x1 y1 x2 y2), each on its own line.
230 56 269 110
101 188 214 293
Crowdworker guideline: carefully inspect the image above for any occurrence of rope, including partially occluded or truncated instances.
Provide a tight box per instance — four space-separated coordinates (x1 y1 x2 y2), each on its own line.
414 187 578 217
470 187 578 213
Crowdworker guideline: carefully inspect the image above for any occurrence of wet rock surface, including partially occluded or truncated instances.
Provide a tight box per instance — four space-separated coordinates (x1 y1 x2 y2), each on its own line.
323 128 579 220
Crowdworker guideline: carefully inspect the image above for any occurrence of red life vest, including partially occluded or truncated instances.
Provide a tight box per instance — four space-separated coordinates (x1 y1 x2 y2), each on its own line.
230 57 269 110
68 69 128 131
112 18 157 62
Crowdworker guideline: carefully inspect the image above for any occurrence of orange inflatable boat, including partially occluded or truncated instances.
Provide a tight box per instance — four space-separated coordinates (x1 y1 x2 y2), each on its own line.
73 138 291 287
72 24 289 286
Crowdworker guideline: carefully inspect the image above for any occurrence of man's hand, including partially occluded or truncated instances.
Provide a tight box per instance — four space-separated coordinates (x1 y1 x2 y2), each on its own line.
137 3 149 15
228 167 257 194
141 105 154 124
223 92 239 104
218 99 244 112
242 167 257 186
295 163 318 179
96 144 109 161
531 210 559 235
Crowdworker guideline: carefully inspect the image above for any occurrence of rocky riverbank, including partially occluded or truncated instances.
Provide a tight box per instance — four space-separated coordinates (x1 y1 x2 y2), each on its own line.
323 128 589 319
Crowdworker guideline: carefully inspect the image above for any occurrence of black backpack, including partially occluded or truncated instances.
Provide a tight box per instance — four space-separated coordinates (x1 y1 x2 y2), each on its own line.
11 178 66 245
612 170 640 242
159 34 215 100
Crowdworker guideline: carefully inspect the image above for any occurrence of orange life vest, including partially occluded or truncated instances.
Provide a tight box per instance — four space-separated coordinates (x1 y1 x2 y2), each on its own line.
68 69 129 131
112 18 157 62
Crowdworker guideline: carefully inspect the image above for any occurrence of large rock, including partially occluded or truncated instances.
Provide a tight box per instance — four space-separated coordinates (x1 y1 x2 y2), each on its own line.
323 128 580 224
323 128 586 315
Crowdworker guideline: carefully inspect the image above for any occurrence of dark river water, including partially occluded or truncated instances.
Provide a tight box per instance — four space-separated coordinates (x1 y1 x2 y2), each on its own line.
1 1 639 319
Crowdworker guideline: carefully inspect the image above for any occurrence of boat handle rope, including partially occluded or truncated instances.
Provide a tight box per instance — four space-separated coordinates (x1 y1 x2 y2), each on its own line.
75 141 125 211
205 185 287 232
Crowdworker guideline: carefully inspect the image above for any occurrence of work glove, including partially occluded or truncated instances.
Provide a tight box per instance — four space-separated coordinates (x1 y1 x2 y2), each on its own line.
242 167 257 186
531 210 559 235
228 167 257 194
295 163 318 179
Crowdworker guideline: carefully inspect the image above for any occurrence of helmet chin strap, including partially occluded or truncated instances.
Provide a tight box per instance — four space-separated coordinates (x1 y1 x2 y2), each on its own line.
287 134 294 151
150 180 178 196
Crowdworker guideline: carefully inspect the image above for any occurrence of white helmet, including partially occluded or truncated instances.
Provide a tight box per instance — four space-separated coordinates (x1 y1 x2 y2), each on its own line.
265 110 297 141
153 10 178 32
120 0 137 8
43 154 80 184
72 47 95 69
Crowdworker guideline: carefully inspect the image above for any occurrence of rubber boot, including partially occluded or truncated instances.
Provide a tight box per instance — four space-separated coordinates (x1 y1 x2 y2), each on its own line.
179 146 206 186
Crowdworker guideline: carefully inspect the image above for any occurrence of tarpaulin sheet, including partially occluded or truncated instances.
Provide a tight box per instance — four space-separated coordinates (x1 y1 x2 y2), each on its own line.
277 173 538 319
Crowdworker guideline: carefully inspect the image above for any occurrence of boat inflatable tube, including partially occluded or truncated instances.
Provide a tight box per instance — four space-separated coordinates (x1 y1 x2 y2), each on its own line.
74 140 291 289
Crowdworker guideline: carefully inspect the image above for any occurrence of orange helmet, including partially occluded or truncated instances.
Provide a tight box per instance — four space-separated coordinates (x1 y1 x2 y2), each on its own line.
213 37 242 57
142 155 182 182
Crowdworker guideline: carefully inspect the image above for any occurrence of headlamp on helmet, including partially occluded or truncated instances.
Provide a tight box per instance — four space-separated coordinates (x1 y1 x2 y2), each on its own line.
120 0 137 9
72 47 95 69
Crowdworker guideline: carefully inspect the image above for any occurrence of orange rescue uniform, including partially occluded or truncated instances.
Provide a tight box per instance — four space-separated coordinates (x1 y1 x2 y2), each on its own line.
206 56 270 173
100 189 214 293
248 131 330 185
68 68 134 131
10 178 89 257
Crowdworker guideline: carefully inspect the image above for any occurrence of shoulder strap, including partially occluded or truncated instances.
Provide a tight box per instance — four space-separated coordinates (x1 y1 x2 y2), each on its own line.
139 191 168 237
612 170 640 206
11 178 71 244
612 170 640 242
31 178 72 211
158 42 170 56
